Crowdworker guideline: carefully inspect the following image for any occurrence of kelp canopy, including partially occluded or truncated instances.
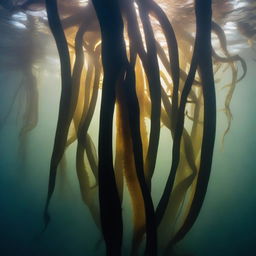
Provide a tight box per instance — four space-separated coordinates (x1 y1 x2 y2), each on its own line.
0 0 253 255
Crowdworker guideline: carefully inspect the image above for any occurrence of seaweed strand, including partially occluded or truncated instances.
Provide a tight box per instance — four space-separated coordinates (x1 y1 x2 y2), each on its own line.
91 0 126 254
136 0 162 186
43 0 73 228
171 0 216 245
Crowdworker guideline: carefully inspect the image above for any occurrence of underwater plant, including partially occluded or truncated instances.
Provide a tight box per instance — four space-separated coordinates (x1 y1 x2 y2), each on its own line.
0 0 254 255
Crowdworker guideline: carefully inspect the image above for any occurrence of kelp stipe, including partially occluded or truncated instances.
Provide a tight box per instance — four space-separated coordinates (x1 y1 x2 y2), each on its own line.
43 0 73 229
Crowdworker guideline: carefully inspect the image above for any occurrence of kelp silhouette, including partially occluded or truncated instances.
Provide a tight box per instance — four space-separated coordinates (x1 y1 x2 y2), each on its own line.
0 0 251 255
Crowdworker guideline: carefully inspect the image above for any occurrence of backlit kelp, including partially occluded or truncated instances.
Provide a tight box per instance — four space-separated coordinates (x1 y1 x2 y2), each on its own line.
0 0 254 255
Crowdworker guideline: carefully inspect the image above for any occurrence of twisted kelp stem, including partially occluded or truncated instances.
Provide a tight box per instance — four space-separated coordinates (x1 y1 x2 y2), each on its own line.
71 21 88 129
156 27 198 226
171 0 216 246
136 0 161 186
149 0 180 128
124 0 160 188
92 0 158 254
156 3 216 251
123 63 157 256
123 2 159 253
91 0 125 254
79 48 101 181
44 0 72 227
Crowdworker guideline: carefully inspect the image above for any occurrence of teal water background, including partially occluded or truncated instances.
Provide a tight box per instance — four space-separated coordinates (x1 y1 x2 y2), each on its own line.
0 33 256 256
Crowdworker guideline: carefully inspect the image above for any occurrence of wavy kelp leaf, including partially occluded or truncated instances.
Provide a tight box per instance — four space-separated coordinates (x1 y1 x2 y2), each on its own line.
211 22 246 141
212 21 247 82
221 63 237 143
76 142 100 227
78 47 101 185
70 21 88 131
85 134 98 182
135 58 149 164
74 34 101 227
114 106 125 202
116 93 145 255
